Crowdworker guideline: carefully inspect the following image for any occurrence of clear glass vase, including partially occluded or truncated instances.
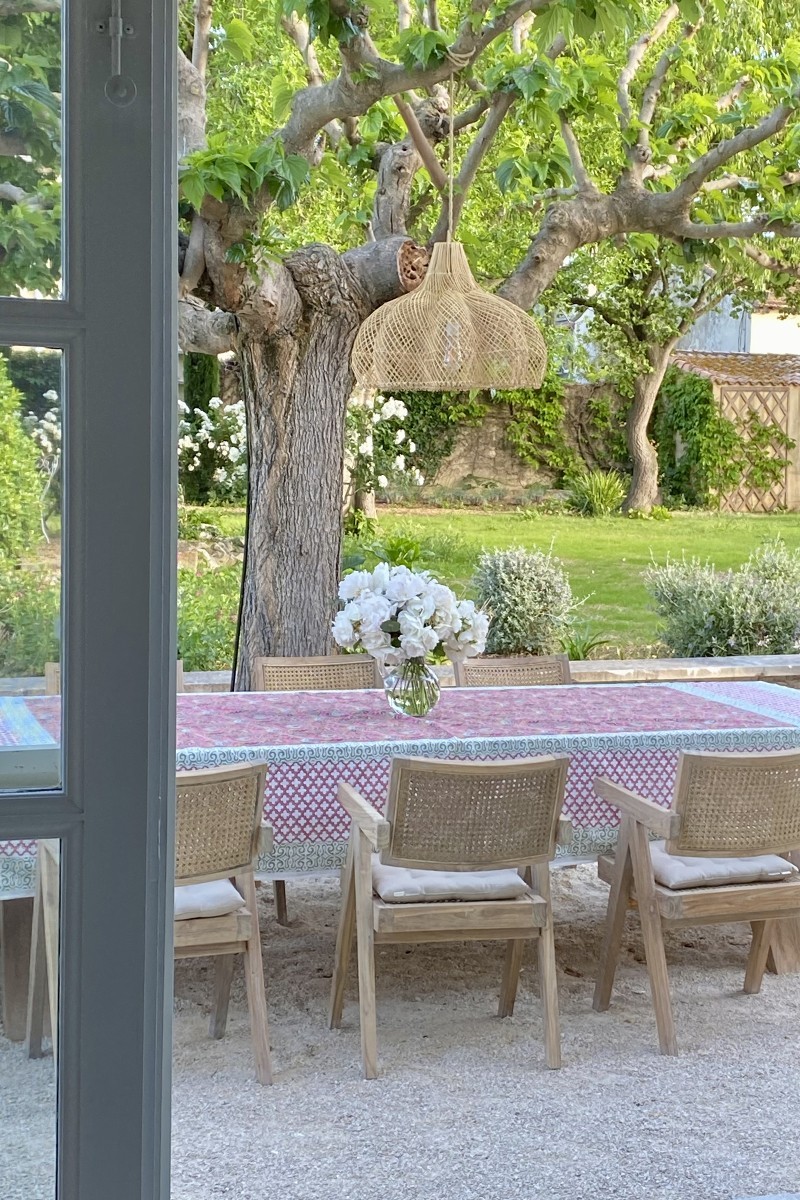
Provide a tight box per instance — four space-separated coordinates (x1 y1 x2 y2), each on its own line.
382 657 441 718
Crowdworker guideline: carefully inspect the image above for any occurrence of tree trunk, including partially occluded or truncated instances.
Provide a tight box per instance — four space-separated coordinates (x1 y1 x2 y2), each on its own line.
622 341 675 513
234 316 358 689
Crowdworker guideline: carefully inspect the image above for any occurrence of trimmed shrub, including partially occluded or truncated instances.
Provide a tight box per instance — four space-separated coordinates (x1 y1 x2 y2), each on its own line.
645 539 800 658
177 564 241 671
473 546 576 656
0 355 42 563
0 567 60 675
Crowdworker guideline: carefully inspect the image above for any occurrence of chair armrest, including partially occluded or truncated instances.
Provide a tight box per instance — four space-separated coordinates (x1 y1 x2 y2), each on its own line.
258 822 273 857
594 777 681 840
338 782 390 851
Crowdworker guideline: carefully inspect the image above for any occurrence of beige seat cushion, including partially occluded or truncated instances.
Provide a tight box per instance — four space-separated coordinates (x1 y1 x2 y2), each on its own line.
174 879 245 920
650 840 798 891
372 856 530 903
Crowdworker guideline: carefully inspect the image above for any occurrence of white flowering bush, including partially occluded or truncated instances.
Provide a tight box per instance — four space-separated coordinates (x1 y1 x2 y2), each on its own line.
178 395 247 504
23 390 62 529
473 546 577 656
332 563 488 670
345 391 425 503
645 540 800 657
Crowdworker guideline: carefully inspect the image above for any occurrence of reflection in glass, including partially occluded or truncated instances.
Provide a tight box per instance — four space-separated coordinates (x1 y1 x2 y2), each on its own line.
0 3 62 298
0 347 62 790
0 837 58 1200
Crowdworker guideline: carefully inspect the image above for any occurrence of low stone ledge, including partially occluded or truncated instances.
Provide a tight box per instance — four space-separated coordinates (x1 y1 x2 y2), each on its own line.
5 654 800 696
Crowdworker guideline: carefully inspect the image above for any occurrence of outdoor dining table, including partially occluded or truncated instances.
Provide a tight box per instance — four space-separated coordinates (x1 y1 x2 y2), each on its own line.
3 678 800 1038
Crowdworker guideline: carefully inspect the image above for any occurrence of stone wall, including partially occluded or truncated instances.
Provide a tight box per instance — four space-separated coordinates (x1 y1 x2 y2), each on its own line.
432 383 628 492
433 402 549 490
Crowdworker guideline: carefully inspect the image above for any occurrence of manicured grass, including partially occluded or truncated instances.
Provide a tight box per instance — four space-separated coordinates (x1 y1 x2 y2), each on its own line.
196 506 800 654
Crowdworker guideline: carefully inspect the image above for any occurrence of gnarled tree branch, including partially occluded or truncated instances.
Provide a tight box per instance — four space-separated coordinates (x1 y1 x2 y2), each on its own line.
559 116 593 191
617 4 679 129
192 0 213 77
178 301 237 355
430 89 516 242
673 87 800 202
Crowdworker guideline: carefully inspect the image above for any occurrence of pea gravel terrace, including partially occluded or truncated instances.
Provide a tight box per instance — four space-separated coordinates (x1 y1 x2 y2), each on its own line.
4 866 800 1200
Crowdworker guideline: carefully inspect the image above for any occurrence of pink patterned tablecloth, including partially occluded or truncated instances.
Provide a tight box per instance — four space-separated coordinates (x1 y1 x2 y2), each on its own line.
3 680 800 896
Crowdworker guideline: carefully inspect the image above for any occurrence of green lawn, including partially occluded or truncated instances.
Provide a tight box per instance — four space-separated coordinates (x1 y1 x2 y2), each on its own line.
196 507 800 655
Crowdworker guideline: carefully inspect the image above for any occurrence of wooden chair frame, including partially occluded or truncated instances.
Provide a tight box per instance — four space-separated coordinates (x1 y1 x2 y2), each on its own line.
174 762 273 1084
251 653 381 926
27 762 274 1084
453 654 571 688
592 750 800 1056
329 755 569 1079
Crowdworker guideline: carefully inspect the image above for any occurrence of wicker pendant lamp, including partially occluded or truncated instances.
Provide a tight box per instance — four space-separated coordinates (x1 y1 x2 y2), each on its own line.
352 76 547 392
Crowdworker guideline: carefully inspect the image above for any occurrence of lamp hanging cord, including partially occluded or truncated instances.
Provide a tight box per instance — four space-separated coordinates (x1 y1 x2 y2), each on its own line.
447 71 454 243
443 51 469 242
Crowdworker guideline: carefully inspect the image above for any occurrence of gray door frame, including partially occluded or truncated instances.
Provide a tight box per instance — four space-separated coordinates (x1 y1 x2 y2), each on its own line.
0 1 176 1197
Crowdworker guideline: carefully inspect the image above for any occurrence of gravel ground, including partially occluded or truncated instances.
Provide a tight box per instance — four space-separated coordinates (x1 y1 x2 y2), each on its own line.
3 865 800 1200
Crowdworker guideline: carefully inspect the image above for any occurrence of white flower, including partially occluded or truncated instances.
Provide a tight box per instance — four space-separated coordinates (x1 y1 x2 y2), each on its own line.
358 593 392 632
371 562 391 593
385 566 427 603
208 396 223 409
364 395 375 410
394 454 405 471
394 429 406 445
377 475 389 490
408 441 416 453
42 389 58 402
371 413 381 425
213 467 227 483
411 469 425 486
358 440 371 457
338 570 373 602
228 447 241 462
332 611 358 648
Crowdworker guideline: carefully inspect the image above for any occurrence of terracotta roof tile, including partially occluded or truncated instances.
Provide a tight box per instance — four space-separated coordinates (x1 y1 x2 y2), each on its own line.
671 351 800 386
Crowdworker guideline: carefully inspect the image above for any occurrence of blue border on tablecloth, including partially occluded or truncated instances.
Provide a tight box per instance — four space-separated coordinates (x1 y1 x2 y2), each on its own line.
0 697 56 747
176 722 800 769
666 680 800 727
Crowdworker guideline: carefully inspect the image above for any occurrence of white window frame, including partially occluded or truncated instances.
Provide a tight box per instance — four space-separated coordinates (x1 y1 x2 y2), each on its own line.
0 2 176 1197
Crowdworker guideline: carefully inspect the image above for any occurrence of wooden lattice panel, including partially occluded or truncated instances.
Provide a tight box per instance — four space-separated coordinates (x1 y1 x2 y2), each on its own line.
718 386 789 513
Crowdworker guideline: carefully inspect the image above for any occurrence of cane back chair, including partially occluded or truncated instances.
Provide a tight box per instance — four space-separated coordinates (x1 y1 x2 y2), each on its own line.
453 654 571 688
251 653 381 926
252 654 381 693
593 749 800 1055
330 754 570 1078
174 762 273 1083
27 762 274 1082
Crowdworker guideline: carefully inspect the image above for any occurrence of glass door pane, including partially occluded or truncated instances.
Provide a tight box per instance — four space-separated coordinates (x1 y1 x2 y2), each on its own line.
0 4 62 298
0 837 59 1200
0 347 62 792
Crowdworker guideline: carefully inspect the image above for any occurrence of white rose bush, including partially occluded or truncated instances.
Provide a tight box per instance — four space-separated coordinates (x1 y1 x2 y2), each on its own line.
332 563 488 716
178 395 247 504
345 392 425 512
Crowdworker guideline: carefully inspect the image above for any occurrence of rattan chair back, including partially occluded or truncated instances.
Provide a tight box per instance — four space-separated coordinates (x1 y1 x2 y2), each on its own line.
381 755 569 871
453 655 571 688
44 662 60 695
175 762 267 884
252 654 380 692
668 749 800 858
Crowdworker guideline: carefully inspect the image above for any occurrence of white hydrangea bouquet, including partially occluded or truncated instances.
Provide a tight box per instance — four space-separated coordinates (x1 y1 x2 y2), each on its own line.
332 563 488 716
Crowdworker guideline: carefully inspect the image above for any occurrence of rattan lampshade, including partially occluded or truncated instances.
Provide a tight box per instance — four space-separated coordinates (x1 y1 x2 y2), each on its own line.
351 240 547 392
